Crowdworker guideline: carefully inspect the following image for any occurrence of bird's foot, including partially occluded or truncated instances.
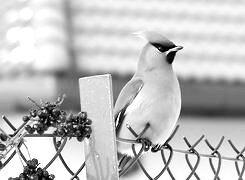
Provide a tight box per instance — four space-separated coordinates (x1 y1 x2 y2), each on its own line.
136 138 152 152
151 143 164 152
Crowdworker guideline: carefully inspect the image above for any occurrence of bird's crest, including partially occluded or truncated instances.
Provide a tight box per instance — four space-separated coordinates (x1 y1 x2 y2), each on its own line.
131 30 176 49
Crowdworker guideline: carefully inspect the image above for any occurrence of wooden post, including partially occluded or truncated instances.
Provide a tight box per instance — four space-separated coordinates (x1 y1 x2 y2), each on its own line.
79 74 119 180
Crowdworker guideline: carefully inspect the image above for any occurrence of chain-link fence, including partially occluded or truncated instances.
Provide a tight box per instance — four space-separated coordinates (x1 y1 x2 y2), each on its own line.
0 95 245 180
0 96 90 180
117 124 245 180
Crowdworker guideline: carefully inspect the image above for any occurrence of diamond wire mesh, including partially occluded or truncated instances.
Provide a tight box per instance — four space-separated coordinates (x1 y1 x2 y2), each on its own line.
0 98 245 179
118 124 245 180
0 96 90 180
0 121 87 179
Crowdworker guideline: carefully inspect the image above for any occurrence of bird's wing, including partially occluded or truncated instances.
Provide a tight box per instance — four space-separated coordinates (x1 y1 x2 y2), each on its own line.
114 78 144 133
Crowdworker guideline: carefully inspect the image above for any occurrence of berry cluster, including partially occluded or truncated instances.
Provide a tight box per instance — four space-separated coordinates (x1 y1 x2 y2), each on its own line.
23 96 92 141
24 97 66 135
8 158 55 180
53 112 92 142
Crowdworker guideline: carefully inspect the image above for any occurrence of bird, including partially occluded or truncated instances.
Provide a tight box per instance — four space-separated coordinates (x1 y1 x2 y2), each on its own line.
114 31 182 159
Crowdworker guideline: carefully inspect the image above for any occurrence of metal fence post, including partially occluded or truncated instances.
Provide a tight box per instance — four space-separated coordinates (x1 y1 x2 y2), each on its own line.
79 74 119 180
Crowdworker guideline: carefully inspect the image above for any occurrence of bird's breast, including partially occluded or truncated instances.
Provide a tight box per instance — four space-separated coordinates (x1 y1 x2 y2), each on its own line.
122 78 181 142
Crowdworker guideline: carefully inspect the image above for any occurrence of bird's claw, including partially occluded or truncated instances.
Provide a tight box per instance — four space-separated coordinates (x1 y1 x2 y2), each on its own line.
151 144 164 152
137 138 152 152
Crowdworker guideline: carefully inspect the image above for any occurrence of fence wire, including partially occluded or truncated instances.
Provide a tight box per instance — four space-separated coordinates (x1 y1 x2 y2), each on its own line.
1 107 245 179
117 124 245 180
0 96 90 180
0 118 86 180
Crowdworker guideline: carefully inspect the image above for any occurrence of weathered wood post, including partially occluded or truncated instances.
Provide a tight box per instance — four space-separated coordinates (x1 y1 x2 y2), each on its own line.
79 74 119 180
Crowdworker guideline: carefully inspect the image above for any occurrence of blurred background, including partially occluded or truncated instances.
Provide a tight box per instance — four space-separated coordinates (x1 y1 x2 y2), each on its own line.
1 0 245 179
1 0 245 114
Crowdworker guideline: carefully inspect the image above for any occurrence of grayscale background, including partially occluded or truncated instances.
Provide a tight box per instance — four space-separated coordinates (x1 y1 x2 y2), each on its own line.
0 0 245 179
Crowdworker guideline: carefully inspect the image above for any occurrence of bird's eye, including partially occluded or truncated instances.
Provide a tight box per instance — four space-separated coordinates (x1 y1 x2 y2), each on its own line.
156 45 164 52
151 43 169 53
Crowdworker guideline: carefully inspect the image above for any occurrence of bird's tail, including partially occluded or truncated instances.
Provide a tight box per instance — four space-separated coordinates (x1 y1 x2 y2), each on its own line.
118 152 141 177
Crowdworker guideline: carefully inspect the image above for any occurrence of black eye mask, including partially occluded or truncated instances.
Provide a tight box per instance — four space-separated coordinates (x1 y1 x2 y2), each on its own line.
151 43 176 53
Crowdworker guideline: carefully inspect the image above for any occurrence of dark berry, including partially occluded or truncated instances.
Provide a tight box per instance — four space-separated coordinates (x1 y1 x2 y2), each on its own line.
43 124 49 131
49 174 55 179
57 128 66 136
39 118 45 123
37 123 44 129
79 112 87 120
26 126 35 134
77 136 85 142
30 174 39 180
78 118 84 124
49 119 56 126
86 119 92 125
19 173 25 180
33 124 38 130
36 167 43 175
42 170 49 177
37 109 48 118
0 143 6 151
56 141 61 148
23 166 30 174
0 133 8 141
19 173 25 177
76 124 83 131
31 158 39 167
66 123 74 131
22 115 30 122
75 130 82 137
66 131 73 137
27 160 36 169
36 128 44 135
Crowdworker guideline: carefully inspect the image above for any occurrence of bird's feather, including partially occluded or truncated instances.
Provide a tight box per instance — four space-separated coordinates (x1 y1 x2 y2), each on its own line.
114 78 144 133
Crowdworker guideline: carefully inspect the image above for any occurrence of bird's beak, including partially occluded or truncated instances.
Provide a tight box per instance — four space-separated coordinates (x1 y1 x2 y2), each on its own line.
169 46 183 52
